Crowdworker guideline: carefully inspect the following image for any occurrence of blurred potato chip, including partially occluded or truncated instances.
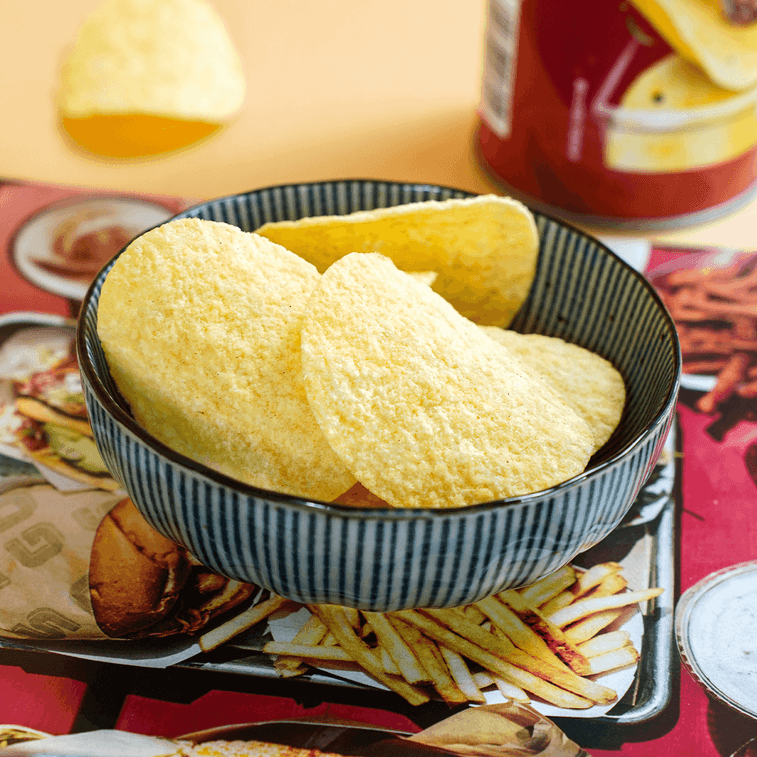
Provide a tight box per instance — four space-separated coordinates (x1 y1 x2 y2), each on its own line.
301 252 594 509
630 0 757 91
604 54 757 173
58 0 245 157
480 327 626 452
405 271 438 286
257 195 539 327
97 218 356 501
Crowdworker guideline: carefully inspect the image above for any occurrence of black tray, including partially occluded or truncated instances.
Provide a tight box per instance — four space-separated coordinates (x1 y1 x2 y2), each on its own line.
0 312 679 727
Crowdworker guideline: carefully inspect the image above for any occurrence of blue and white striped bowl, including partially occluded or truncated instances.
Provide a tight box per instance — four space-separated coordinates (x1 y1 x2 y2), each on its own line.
77 180 681 611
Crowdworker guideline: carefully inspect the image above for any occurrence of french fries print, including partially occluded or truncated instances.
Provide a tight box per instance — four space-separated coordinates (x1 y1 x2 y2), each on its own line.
653 252 757 415
261 562 662 710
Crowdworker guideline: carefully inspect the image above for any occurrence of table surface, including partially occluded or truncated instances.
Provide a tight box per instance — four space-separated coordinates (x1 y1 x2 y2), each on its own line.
1 2 757 755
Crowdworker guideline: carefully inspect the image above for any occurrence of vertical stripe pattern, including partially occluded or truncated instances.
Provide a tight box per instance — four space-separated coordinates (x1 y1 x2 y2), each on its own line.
77 180 681 611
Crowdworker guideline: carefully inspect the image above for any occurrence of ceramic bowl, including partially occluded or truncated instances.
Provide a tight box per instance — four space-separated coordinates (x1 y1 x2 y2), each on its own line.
77 179 681 610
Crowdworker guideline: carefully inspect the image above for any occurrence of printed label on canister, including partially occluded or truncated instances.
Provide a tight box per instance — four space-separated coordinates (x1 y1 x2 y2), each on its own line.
478 0 757 224
480 0 523 139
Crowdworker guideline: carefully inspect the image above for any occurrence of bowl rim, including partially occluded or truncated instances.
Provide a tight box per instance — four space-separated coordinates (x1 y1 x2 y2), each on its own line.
76 178 682 520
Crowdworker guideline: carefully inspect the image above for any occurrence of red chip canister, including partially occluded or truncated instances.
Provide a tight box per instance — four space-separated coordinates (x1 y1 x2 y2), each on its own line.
477 0 757 227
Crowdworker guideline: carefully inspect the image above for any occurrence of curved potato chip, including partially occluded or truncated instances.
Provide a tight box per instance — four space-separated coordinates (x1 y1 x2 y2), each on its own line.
258 195 538 327
301 253 594 509
97 218 356 501
604 54 757 172
58 0 245 157
631 0 757 91
479 327 626 453
405 271 438 286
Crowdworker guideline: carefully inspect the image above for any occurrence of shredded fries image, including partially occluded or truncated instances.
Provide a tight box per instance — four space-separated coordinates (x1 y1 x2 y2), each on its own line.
254 562 662 710
653 252 757 414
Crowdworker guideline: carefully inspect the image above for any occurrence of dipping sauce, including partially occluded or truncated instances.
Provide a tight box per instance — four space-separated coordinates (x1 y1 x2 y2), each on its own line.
676 561 757 719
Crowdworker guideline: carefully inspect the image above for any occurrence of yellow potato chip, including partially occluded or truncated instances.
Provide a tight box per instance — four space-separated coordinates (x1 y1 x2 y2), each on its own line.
630 0 757 91
479 327 626 453
604 54 757 172
58 0 245 157
257 195 538 327
97 218 356 501
405 271 438 286
301 252 594 509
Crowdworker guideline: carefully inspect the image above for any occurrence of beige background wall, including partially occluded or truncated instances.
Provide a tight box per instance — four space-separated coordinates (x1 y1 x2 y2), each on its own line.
0 0 755 247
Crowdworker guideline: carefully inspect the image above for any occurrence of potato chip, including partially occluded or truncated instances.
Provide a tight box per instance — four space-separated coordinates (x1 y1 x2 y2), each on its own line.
300 252 594 509
630 0 757 91
479 327 626 452
257 195 538 327
97 218 356 501
58 0 245 157
603 54 757 173
405 271 438 286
